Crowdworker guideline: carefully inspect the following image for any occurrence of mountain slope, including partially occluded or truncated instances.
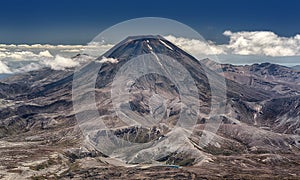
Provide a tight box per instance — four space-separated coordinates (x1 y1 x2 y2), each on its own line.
0 35 299 178
203 59 300 134
203 59 300 96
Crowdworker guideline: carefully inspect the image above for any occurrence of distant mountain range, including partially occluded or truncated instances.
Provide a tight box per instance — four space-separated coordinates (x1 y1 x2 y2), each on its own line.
0 35 299 179
203 59 300 96
292 65 300 70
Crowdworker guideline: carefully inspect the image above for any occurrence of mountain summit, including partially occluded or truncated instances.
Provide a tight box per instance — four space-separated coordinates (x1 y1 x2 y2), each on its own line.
100 35 193 60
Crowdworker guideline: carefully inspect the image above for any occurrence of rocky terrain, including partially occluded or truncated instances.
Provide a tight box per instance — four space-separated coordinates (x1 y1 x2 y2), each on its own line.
203 59 300 134
0 35 299 179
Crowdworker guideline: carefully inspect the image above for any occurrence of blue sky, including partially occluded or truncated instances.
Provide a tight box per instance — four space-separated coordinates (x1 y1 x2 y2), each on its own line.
1 0 300 44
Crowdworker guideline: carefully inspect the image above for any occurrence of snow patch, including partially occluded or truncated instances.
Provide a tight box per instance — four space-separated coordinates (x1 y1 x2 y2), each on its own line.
147 43 153 51
159 40 173 50
151 52 163 67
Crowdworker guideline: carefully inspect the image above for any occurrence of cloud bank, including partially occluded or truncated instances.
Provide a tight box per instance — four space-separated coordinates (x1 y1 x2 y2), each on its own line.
164 35 226 55
43 55 79 70
0 50 52 61
0 31 299 75
165 31 300 57
223 31 300 56
0 44 112 61
0 43 113 73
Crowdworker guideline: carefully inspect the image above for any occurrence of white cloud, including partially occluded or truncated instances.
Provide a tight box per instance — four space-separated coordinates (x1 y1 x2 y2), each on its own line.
0 50 54 61
39 50 53 58
0 31 300 74
0 43 113 60
60 49 82 53
164 35 226 55
0 44 16 48
43 55 79 70
8 44 85 49
5 51 37 60
0 52 6 59
0 43 113 51
165 31 300 57
14 62 42 73
223 31 300 56
0 61 12 74
99 57 118 64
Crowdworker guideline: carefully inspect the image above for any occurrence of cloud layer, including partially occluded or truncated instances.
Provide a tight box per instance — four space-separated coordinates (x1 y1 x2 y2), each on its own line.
0 31 299 74
0 43 113 73
165 31 300 57
164 35 226 55
223 31 300 56
43 55 79 70
0 43 112 61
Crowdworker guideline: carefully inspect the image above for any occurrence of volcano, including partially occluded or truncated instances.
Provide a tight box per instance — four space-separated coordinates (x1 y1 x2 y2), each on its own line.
0 35 299 179
72 35 274 164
